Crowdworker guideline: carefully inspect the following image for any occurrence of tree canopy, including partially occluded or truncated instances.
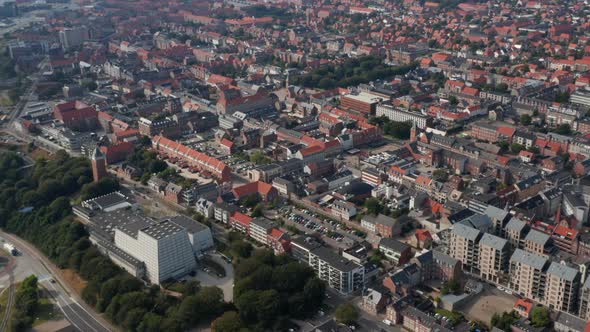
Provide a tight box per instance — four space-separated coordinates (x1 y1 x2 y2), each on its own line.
230 250 326 330
530 306 550 328
290 56 416 89
335 303 359 325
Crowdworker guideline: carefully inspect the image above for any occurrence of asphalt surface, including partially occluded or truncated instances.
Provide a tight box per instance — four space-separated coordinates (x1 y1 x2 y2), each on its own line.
43 283 111 332
0 231 113 332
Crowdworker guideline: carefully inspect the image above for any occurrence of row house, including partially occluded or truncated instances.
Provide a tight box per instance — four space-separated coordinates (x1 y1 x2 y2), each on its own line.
152 135 231 182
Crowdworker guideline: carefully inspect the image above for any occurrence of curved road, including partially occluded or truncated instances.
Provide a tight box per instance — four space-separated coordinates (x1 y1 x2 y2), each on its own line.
0 231 114 332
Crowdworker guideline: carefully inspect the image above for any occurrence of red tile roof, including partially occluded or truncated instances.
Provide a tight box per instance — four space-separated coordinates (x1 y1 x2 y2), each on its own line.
232 181 275 199
415 229 432 241
231 212 252 228
152 136 230 181
514 298 534 316
553 224 578 240
269 228 285 240
497 126 516 138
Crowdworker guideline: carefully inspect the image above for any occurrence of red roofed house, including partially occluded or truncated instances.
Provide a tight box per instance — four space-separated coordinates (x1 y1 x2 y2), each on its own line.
207 74 235 87
113 129 141 144
232 181 278 203
219 138 235 155
216 88 276 116
100 142 135 164
165 182 183 205
414 229 433 249
268 228 291 255
230 211 252 234
497 126 516 141
519 150 535 163
53 101 98 131
152 135 231 182
552 225 579 254
296 145 325 163
514 299 534 318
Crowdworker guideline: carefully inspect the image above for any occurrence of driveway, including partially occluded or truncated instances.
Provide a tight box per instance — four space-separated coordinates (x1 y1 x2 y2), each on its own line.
193 252 234 302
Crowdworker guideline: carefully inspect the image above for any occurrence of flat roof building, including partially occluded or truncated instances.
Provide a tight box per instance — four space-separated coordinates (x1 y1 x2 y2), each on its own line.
115 219 196 284
309 246 364 295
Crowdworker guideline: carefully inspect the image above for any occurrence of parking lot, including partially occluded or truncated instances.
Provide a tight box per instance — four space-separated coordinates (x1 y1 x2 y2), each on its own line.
281 207 363 249
191 252 235 302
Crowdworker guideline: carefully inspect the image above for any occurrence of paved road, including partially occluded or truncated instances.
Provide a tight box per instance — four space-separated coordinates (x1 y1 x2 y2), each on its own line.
0 231 114 332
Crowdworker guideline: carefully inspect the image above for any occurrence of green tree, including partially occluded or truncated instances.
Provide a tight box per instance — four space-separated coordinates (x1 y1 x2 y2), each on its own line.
364 197 383 215
335 303 359 325
250 151 272 165
491 311 519 332
211 311 244 332
554 123 572 136
520 114 532 126
231 240 253 258
441 279 461 295
432 169 449 182
303 278 326 304
251 204 264 217
510 143 525 154
530 307 550 327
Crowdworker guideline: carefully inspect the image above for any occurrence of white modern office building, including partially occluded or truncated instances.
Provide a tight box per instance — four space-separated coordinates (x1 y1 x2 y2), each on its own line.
115 219 196 284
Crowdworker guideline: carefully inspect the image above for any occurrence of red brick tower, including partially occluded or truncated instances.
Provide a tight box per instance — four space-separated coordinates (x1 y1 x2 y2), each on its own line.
410 121 418 142
91 147 107 182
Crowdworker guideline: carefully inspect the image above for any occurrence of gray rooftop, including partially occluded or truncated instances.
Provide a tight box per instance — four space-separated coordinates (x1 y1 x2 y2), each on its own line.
546 262 579 282
458 214 492 232
250 217 274 230
505 218 527 233
310 246 362 272
141 220 185 240
363 213 396 226
510 249 548 270
166 215 209 234
91 209 154 238
555 312 586 332
433 250 459 267
379 238 410 253
83 191 132 211
117 217 153 238
451 223 482 241
483 205 510 221
524 229 550 246
480 233 508 251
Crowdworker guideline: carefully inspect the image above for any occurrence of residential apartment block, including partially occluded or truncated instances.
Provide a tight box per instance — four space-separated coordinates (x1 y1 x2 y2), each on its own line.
449 224 482 273
376 104 433 129
478 233 509 284
308 246 364 295
509 249 549 303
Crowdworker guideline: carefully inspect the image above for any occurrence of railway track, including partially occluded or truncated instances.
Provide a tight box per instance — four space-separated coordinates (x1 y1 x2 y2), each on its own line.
0 273 16 332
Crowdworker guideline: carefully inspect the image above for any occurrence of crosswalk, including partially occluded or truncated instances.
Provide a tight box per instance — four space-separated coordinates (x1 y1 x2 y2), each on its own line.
37 274 51 282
